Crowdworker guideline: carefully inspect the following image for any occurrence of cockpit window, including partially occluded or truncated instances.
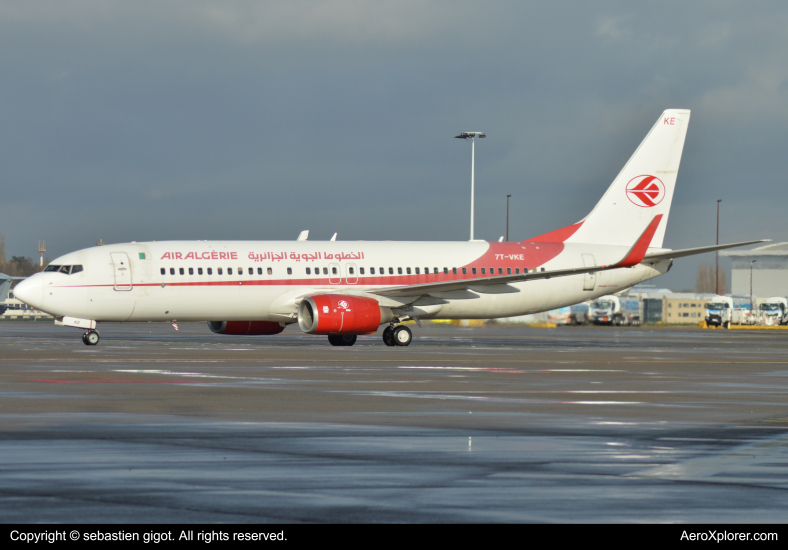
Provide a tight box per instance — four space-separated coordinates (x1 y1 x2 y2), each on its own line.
44 264 83 275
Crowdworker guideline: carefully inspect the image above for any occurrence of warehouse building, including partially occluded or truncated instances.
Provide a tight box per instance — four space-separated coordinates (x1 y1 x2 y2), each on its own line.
721 242 788 298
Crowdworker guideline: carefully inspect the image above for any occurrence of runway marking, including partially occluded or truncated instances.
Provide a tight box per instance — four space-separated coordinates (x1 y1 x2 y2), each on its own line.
30 378 193 384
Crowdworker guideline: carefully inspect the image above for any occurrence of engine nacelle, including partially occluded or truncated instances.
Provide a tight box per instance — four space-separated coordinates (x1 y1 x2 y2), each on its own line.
208 321 285 335
297 295 393 335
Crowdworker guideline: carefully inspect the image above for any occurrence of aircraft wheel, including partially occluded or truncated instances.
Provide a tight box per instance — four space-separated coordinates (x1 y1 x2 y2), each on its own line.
328 334 356 346
382 326 395 346
393 325 412 347
339 334 357 346
85 330 100 346
82 332 89 345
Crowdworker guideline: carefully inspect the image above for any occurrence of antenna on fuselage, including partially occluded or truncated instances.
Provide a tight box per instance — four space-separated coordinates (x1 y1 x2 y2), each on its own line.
297 230 309 241
330 233 337 241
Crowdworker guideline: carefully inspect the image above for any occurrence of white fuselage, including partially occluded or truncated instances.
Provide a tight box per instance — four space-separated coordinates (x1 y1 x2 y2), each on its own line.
18 239 669 325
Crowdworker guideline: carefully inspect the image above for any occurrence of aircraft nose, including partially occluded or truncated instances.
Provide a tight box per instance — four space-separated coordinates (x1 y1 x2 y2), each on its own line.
13 275 44 309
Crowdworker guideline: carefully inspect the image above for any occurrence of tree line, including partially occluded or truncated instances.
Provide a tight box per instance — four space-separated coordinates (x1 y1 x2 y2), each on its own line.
0 232 47 277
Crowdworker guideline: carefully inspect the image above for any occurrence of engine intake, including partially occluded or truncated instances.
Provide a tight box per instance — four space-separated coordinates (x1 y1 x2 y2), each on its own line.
298 295 392 335
208 321 285 335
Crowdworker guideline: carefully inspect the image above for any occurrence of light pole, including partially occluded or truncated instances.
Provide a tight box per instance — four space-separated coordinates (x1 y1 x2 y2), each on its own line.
750 260 757 314
506 194 511 242
716 199 722 295
455 131 486 241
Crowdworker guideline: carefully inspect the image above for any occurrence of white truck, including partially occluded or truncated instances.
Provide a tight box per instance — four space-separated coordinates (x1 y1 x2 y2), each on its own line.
587 295 640 326
704 296 747 328
758 297 788 326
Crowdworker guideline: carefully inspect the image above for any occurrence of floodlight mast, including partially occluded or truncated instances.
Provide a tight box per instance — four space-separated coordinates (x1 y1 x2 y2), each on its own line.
455 131 486 240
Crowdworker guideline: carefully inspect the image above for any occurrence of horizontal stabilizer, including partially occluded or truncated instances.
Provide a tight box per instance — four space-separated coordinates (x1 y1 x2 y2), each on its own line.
642 240 769 263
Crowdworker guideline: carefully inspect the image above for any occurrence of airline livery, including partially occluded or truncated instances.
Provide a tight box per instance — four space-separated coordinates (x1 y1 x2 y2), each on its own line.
14 110 761 346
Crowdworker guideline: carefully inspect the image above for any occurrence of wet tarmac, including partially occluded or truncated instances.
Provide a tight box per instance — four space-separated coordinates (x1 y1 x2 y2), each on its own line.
2 321 788 522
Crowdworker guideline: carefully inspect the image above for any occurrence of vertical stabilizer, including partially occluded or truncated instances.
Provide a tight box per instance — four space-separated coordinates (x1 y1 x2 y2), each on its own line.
566 109 690 248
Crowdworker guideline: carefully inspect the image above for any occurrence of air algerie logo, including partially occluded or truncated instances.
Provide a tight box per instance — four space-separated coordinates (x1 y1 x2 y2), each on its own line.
338 300 349 309
625 175 665 208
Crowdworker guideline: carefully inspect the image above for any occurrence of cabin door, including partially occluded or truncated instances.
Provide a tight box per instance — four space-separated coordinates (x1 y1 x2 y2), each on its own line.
582 254 596 291
110 252 133 291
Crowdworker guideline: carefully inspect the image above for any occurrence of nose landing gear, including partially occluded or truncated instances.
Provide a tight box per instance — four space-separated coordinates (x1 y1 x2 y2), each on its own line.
82 330 100 346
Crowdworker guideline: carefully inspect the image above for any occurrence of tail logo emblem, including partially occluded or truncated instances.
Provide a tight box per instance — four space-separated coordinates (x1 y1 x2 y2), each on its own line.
626 175 665 208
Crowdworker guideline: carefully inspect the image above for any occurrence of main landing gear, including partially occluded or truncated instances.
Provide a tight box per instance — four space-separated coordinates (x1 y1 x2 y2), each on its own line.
328 334 357 347
81 330 100 346
383 324 412 347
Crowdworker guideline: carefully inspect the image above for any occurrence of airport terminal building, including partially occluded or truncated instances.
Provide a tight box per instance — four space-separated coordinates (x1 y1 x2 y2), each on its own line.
721 242 788 298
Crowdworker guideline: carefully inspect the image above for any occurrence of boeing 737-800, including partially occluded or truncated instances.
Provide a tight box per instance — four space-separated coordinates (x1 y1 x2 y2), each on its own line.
13 109 761 346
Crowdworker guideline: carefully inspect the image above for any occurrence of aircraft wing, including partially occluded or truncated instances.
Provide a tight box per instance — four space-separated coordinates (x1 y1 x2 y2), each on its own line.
371 214 665 298
642 240 768 263
370 264 618 298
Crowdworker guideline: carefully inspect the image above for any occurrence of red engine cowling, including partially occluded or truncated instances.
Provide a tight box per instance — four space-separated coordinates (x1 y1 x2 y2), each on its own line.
208 321 285 335
297 295 393 335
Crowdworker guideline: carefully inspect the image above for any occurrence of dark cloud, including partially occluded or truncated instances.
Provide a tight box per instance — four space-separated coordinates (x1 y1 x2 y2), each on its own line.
1 1 786 290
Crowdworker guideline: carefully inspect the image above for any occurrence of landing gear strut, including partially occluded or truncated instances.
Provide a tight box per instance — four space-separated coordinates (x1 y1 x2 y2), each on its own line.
82 330 100 346
328 334 357 347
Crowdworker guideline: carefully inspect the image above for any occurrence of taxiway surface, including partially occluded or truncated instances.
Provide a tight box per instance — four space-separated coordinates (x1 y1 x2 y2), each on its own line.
1 321 788 522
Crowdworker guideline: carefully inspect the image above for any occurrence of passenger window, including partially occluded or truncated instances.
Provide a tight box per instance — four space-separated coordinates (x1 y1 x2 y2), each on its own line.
306 267 311 275
443 268 448 275
287 268 292 275
499 268 503 275
507 268 512 274
161 268 166 275
248 268 253 275
238 267 243 275
360 267 365 275
198 268 203 275
389 268 394 275
515 268 520 274
71 265 83 274
323 267 328 275
218 268 223 275
415 267 420 274
332 267 337 275
472 268 477 275
380 267 384 274
170 268 175 275
228 268 233 275
481 268 486 274
370 267 375 275
189 268 194 275
268 268 273 275
208 268 213 275
349 267 355 275
462 268 467 275
406 267 411 274
398 267 403 275
452 268 457 275
524 268 529 273
179 268 185 275
433 268 438 274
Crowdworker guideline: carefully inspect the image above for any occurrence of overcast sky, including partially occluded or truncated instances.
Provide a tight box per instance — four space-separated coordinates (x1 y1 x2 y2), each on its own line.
2 1 787 289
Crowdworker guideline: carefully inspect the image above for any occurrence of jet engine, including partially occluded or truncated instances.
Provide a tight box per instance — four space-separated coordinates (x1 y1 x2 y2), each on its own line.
297 295 392 335
207 321 285 335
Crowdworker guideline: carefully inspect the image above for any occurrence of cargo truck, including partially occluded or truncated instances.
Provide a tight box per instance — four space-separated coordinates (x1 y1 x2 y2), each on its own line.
587 295 640 326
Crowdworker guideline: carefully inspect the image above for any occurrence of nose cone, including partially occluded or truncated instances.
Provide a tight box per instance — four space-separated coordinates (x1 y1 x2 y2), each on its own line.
13 275 44 309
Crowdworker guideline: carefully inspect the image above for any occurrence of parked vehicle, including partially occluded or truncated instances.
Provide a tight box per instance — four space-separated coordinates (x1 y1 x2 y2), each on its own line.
758 297 788 325
704 296 747 328
587 295 640 326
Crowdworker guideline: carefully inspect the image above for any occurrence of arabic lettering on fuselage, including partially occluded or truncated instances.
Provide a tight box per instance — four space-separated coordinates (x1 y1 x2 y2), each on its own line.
246 251 365 262
158 251 365 262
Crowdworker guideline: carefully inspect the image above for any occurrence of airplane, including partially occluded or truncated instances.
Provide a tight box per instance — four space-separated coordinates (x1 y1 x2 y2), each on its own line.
13 109 763 347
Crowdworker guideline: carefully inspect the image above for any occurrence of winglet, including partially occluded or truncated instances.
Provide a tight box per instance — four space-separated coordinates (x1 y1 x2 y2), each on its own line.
612 215 663 268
